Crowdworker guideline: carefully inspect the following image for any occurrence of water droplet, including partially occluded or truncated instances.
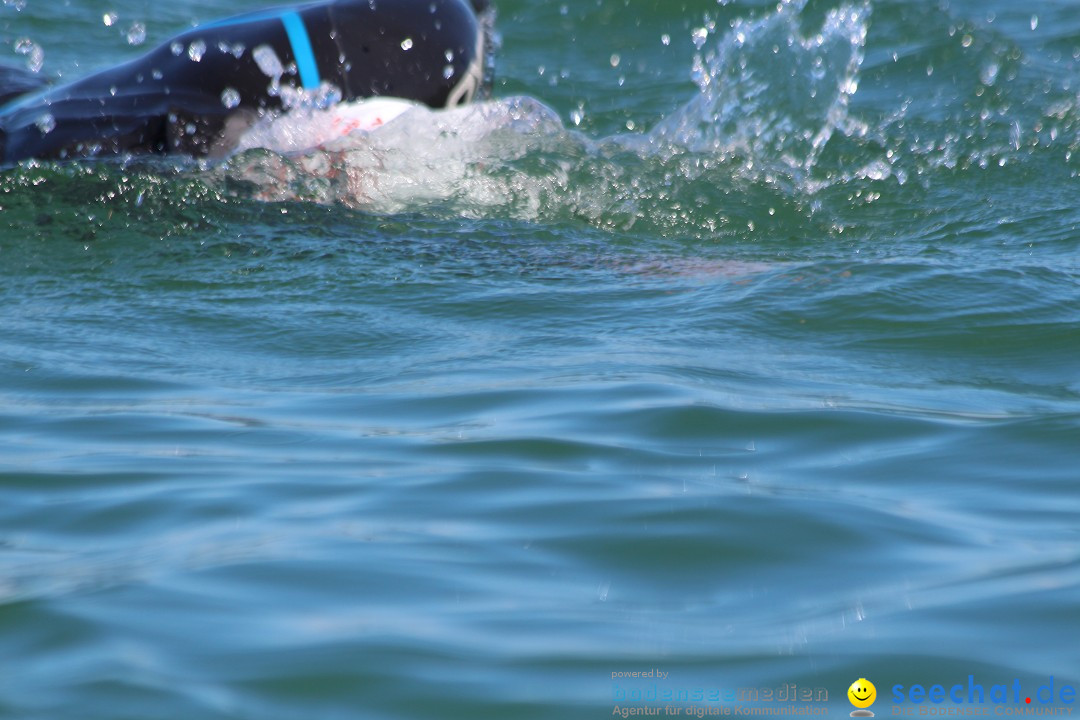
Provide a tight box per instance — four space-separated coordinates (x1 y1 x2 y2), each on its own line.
609 53 620 68
400 38 413 51
442 64 454 80
185 122 197 136
221 87 241 109
1031 15 1038 31
30 46 44 72
34 113 55 135
126 22 146 46
596 581 610 602
15 38 45 73
170 41 183 56
661 33 670 46
152 69 163 80
188 40 206 62
691 54 710 90
445 49 454 62
218 42 245 58
252 45 284 78
103 12 118 26
691 27 708 49
570 108 583 126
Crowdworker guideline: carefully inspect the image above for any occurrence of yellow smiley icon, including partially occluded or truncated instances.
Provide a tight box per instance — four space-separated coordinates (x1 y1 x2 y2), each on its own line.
848 678 877 715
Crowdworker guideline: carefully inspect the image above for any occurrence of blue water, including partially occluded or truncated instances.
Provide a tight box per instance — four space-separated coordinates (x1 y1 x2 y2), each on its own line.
1 0 1078 718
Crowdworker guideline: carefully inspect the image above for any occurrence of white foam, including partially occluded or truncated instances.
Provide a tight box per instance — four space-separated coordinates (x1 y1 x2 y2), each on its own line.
222 96 572 215
234 97 420 154
216 0 874 231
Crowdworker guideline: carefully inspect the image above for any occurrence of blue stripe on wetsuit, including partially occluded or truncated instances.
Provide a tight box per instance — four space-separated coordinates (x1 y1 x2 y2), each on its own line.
205 9 321 89
280 12 321 89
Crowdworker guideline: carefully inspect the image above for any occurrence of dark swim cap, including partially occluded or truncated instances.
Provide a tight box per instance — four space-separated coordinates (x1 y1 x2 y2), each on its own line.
321 0 487 107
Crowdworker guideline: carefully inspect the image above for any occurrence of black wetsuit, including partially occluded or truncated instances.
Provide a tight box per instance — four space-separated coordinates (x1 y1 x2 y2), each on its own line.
0 0 491 164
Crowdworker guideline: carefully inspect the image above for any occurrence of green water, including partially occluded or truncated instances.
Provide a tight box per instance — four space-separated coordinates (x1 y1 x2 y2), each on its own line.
1 0 1078 718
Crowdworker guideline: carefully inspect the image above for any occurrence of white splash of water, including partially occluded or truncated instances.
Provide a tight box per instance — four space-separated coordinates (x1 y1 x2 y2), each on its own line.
221 97 572 217
215 0 874 229
233 97 418 154
646 0 870 176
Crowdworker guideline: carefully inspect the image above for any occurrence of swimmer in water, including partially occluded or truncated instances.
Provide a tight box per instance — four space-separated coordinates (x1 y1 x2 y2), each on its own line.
0 0 492 164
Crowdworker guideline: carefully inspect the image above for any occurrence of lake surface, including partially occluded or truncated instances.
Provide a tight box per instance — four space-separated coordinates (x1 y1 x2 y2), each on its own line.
1 0 1078 718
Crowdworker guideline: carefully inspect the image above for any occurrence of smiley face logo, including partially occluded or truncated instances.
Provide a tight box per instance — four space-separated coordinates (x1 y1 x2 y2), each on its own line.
848 678 876 707
848 678 876 716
